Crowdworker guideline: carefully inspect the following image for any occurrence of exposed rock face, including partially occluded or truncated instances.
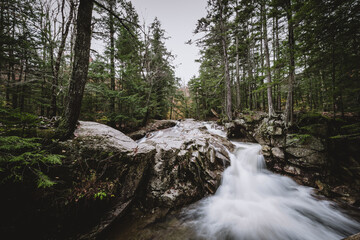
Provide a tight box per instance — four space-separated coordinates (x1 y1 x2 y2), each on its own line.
127 120 177 140
59 121 156 239
225 113 360 205
344 232 360 240
140 120 234 208
74 121 138 152
57 120 233 238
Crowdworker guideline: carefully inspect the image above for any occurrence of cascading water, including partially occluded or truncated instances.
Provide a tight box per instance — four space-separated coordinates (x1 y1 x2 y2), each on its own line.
187 124 360 240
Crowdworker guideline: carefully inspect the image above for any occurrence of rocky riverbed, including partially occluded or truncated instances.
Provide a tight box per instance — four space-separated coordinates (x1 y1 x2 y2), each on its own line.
224 112 360 206
1 117 359 239
59 119 235 239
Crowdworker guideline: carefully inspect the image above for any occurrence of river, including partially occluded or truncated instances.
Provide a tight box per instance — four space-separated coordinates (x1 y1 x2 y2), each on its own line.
107 121 360 240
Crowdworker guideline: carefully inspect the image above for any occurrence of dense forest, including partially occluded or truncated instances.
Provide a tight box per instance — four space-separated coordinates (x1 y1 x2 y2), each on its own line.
0 0 360 239
189 0 360 124
1 0 359 133
0 0 179 134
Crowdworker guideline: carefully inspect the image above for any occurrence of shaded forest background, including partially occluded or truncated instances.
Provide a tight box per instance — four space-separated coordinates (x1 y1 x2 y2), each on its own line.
189 0 360 124
1 0 359 135
0 0 359 238
0 0 179 133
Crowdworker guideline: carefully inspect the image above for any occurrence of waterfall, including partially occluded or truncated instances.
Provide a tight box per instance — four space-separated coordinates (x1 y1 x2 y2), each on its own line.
187 125 360 240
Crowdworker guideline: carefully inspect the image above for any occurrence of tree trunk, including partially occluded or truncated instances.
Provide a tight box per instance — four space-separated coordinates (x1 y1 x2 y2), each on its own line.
219 1 232 120
284 0 295 126
10 7 17 109
331 44 336 119
0 3 3 92
57 0 94 139
275 8 281 111
50 0 74 117
262 1 276 117
235 36 241 111
109 0 116 117
260 6 266 111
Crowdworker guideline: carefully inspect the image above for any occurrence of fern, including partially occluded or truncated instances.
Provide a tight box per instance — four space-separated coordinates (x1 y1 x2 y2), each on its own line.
35 170 56 188
0 136 41 152
0 136 64 188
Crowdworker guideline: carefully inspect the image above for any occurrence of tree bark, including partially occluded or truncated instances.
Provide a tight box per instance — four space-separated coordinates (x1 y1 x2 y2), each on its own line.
57 0 94 139
50 0 74 117
331 44 336 119
235 36 241 111
219 0 232 120
284 0 295 126
274 12 281 111
109 0 116 117
262 1 276 117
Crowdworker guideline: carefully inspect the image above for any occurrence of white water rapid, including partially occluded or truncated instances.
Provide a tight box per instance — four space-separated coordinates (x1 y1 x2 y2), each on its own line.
187 123 360 240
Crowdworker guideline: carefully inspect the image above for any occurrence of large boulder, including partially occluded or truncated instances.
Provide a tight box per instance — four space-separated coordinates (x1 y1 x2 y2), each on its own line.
141 120 234 208
127 120 177 140
57 120 234 238
227 113 360 206
58 121 156 239
344 232 360 240
226 116 328 187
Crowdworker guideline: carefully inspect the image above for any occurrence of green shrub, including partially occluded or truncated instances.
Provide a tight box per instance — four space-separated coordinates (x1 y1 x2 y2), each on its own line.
0 136 64 188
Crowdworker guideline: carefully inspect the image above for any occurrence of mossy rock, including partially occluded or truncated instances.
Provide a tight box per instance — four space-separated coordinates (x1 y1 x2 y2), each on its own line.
340 122 360 135
300 124 328 138
243 115 253 123
36 128 56 139
330 133 360 140
297 112 330 126
287 134 312 145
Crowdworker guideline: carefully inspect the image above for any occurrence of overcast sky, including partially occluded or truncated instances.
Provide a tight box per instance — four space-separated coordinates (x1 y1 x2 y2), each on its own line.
130 0 207 85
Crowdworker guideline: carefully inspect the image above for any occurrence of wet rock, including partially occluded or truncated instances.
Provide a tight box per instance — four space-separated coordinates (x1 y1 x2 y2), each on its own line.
343 232 360 240
234 118 246 127
283 165 301 175
225 122 235 131
287 152 326 168
225 120 255 141
261 145 271 157
274 127 283 136
128 129 146 140
267 125 275 135
58 121 157 239
273 163 283 172
142 120 234 208
254 132 270 145
253 123 271 145
128 120 177 140
232 112 360 208
75 121 138 152
271 147 284 159
332 185 351 197
271 136 285 147
286 147 315 158
286 134 325 152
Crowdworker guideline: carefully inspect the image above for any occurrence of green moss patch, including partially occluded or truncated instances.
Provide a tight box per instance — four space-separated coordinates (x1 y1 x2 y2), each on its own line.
287 133 312 145
297 112 330 126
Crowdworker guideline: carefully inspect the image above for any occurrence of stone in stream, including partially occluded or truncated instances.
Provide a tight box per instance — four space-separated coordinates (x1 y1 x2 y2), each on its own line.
224 114 360 207
344 232 360 240
59 120 233 239
127 120 178 140
141 119 234 208
60 121 156 239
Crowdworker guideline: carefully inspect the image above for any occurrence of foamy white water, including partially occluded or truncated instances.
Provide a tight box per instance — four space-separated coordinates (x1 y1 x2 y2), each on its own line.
187 124 360 240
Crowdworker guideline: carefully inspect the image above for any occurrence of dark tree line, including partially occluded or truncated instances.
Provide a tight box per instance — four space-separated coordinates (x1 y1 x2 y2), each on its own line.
0 0 178 138
188 0 360 124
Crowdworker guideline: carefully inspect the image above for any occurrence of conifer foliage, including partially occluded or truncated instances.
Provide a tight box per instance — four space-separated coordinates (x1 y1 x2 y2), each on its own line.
0 0 178 136
189 0 360 121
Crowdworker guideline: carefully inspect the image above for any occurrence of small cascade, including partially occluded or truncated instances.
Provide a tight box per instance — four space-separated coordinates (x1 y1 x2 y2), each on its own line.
187 124 360 240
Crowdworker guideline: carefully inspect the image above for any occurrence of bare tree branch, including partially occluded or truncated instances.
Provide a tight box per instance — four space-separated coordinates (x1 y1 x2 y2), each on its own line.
92 0 144 39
